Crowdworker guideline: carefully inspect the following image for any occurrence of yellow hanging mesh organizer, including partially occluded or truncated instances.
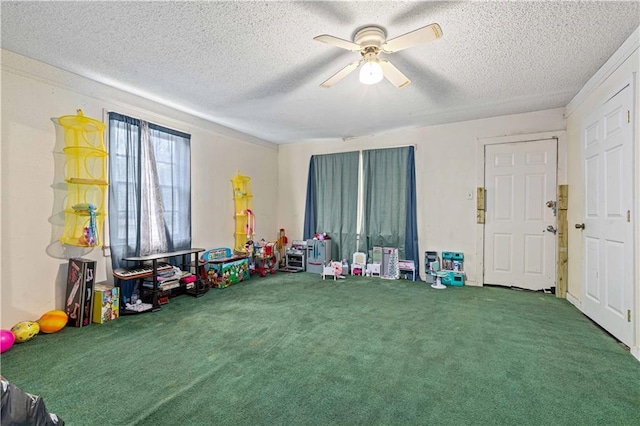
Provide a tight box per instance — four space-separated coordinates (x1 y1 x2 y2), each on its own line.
231 171 253 254
58 110 108 247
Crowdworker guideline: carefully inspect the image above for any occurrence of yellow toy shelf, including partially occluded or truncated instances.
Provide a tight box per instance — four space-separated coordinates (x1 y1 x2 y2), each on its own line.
231 171 254 254
57 110 108 248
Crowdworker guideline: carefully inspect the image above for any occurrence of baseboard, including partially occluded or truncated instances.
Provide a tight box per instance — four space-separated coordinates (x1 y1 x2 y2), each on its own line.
565 292 581 309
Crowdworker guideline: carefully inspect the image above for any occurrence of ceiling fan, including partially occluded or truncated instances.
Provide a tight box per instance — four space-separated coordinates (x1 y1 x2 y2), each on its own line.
314 23 442 89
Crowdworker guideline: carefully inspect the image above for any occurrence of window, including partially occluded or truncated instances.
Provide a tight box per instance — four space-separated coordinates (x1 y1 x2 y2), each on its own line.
108 112 191 275
304 146 418 274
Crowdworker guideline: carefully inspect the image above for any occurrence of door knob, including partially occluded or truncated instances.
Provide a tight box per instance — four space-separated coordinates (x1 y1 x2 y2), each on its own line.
546 200 557 216
575 223 585 230
545 225 557 235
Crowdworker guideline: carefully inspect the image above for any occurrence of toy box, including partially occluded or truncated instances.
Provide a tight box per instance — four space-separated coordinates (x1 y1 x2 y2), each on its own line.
92 284 119 324
210 257 250 288
202 248 250 288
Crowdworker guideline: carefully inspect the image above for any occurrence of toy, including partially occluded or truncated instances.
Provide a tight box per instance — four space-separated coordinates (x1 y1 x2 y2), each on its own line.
73 203 98 246
10 321 40 342
331 261 345 278
64 258 96 327
254 240 277 277
322 261 345 280
351 252 366 276
322 263 337 280
38 310 68 333
341 259 349 275
0 329 15 353
428 260 447 289
277 228 288 267
306 239 332 273
92 286 118 324
398 259 416 281
201 247 250 288
282 240 306 272
366 263 381 277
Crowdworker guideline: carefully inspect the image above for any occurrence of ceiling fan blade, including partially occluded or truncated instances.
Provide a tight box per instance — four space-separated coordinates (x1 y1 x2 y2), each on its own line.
314 35 362 52
382 23 442 53
379 60 411 88
320 61 361 88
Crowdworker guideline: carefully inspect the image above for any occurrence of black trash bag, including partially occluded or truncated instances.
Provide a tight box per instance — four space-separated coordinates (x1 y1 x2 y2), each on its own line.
0 376 64 426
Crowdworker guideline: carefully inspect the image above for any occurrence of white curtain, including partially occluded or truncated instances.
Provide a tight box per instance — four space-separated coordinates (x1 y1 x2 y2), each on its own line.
139 120 168 255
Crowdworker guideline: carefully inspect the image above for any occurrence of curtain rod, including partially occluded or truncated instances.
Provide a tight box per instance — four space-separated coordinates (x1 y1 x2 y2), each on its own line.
104 108 190 136
362 143 417 151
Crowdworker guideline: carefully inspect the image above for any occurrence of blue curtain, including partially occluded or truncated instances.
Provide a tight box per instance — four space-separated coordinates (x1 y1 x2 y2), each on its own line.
108 112 191 301
303 157 316 241
108 113 141 274
302 147 418 275
362 146 419 277
405 147 419 277
302 152 359 261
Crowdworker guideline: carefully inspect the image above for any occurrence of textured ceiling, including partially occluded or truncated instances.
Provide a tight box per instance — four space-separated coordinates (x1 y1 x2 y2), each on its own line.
2 1 639 144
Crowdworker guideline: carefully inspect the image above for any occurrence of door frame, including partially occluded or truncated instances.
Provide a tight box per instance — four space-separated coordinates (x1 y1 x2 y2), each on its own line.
475 131 567 287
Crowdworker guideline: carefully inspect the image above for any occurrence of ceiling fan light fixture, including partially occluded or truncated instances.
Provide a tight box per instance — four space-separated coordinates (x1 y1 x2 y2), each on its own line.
359 61 383 85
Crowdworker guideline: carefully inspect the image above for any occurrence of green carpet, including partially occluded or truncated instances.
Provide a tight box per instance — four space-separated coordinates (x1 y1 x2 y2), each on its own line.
1 274 638 425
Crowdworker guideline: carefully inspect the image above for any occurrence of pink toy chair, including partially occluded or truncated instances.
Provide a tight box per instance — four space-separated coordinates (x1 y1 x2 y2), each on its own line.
351 252 366 276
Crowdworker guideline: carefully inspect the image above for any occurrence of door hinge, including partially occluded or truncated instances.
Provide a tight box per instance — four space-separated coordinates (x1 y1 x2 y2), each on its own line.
628 210 631 223
627 110 631 123
628 310 631 323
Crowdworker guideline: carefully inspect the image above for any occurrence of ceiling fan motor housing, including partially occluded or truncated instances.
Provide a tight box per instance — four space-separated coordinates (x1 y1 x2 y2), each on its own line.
354 26 386 49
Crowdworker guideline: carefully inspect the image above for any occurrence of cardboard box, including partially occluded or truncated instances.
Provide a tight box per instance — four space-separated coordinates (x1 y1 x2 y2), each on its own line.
92 284 119 324
65 258 96 327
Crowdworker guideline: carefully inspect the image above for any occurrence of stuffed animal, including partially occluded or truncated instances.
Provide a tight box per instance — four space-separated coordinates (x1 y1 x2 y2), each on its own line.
331 261 343 278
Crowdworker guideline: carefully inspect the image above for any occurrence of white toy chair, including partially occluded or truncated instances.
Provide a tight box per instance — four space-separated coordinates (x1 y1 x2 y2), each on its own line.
322 264 336 280
429 261 447 289
351 252 367 276
322 261 344 280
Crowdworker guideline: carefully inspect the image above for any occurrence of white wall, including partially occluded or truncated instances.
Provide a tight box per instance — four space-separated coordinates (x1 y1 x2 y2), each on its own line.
564 31 639 358
0 50 279 328
277 108 566 284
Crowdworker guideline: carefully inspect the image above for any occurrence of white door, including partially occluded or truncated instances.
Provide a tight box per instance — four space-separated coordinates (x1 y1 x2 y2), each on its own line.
484 139 557 290
582 82 634 347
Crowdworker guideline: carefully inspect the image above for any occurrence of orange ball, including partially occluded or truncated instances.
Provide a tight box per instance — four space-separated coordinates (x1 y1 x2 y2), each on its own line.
37 310 68 334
